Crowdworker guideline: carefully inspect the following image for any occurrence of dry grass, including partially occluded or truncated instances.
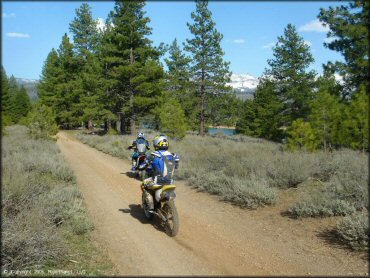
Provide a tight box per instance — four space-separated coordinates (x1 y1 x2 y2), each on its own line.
1 126 113 274
77 132 366 212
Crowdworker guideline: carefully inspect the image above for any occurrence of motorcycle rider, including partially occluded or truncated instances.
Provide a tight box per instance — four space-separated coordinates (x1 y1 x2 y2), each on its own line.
145 134 180 186
128 132 150 171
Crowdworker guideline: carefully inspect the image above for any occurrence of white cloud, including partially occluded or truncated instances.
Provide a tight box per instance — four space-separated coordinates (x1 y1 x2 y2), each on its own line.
324 37 335 44
304 40 312 47
299 19 329 33
6 32 31 39
262 42 275 49
232 39 245 44
2 12 16 18
97 17 105 32
334 73 344 84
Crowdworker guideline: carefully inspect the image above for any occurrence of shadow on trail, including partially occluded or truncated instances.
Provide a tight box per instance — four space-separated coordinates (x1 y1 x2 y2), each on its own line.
119 204 164 233
123 171 145 182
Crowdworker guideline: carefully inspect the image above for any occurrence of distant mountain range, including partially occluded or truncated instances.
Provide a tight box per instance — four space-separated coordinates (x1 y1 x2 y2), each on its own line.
227 73 259 100
15 78 39 101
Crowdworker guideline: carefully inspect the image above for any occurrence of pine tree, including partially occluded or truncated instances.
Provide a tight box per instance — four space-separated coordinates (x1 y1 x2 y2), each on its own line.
309 75 342 151
287 119 318 152
1 67 11 115
102 0 164 134
342 85 369 151
236 99 257 136
59 34 81 127
38 49 62 108
12 86 31 122
236 78 284 140
7 75 21 122
319 0 369 94
207 92 240 127
69 3 99 57
185 0 231 136
39 34 79 128
266 24 316 126
164 39 197 130
69 3 107 130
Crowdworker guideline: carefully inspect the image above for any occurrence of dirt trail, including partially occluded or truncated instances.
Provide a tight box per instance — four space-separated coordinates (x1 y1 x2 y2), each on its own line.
57 131 368 276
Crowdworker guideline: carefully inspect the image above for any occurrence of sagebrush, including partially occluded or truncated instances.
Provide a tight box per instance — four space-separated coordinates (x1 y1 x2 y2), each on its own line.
77 132 367 212
2 126 93 270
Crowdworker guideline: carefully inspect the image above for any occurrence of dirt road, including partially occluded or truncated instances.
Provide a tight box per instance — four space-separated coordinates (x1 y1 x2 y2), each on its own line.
57 131 368 276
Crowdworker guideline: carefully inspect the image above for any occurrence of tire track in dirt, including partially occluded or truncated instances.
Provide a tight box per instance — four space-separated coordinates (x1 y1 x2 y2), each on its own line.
57 131 368 276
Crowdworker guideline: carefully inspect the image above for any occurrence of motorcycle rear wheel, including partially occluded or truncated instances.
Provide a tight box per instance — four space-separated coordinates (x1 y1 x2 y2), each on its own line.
162 200 179 237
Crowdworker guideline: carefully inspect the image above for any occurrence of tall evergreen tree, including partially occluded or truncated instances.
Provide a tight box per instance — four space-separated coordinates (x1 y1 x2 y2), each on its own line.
266 24 316 126
38 48 62 109
69 3 99 57
69 3 108 129
102 0 164 134
39 34 79 128
164 39 197 130
342 85 369 151
7 75 21 122
207 93 240 127
185 0 231 136
309 75 342 151
12 86 31 122
237 77 284 140
57 34 80 127
319 0 369 94
1 66 12 117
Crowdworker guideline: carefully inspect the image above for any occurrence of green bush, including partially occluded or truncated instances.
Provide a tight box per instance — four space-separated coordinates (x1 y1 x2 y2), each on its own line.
159 98 187 139
336 213 369 250
26 103 58 140
287 118 319 151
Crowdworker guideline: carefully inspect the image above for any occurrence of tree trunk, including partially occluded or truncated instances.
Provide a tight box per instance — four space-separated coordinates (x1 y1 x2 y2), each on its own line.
323 110 327 152
130 47 136 135
200 69 206 136
88 119 93 130
107 120 111 132
116 113 121 134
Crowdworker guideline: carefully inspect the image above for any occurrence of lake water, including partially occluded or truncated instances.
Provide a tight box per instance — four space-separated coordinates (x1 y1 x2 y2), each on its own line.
208 127 236 136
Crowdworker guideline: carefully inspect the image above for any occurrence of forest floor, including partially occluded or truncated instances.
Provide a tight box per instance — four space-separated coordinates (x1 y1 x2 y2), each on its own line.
57 131 368 276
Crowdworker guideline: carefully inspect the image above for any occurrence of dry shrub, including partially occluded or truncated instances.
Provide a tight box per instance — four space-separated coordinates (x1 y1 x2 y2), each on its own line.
76 132 367 213
336 212 369 250
2 125 92 270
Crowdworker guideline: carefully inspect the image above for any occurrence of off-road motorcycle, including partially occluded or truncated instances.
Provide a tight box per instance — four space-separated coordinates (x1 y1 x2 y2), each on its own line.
141 179 179 237
132 139 148 181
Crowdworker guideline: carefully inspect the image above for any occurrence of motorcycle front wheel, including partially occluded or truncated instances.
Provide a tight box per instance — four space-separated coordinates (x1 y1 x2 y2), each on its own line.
162 200 179 237
142 193 154 221
139 170 146 181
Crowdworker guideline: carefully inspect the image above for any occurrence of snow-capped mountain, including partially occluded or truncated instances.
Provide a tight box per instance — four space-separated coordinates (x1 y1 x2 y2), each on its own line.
228 73 259 91
227 73 259 99
15 78 39 100
16 78 39 84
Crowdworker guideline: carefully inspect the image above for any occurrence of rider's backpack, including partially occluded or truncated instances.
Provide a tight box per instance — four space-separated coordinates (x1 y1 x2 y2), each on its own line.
152 151 176 184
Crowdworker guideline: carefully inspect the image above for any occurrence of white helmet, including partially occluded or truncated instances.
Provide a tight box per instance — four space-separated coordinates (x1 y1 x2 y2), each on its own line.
153 134 169 150
137 132 145 140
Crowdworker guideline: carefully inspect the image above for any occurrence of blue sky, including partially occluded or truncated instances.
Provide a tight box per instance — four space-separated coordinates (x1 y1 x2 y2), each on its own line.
2 1 343 80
